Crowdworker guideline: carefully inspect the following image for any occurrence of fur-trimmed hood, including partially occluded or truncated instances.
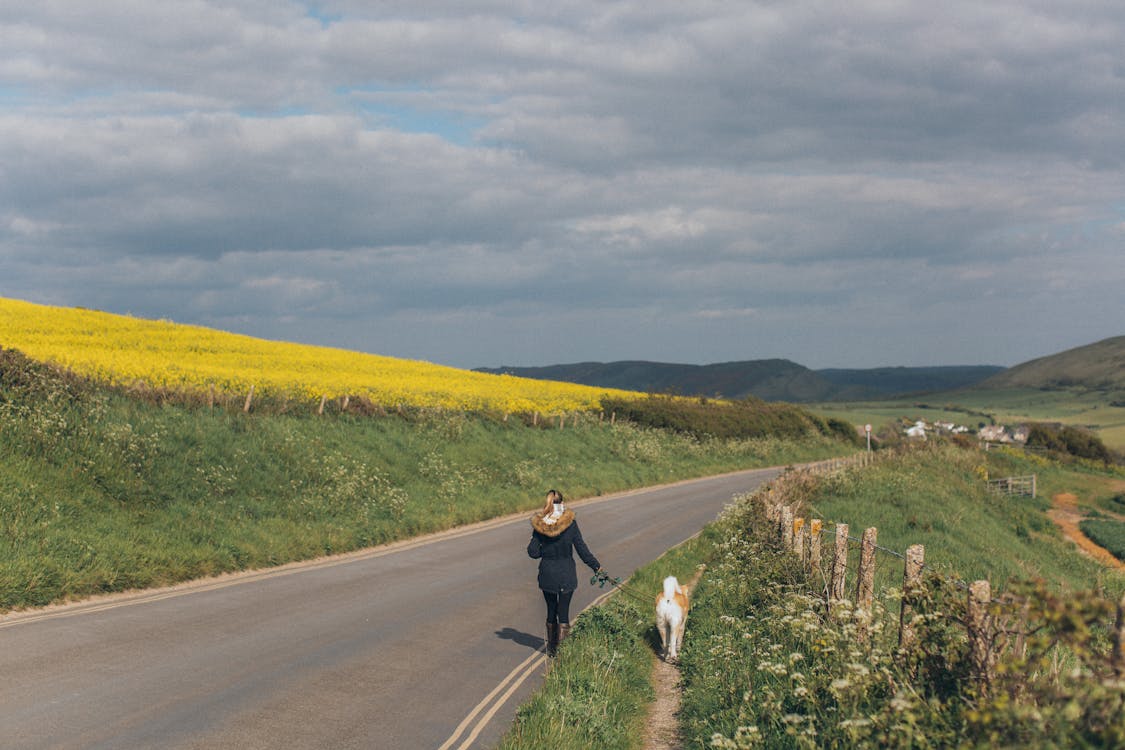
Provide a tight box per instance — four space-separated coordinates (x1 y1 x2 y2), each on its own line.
530 508 575 537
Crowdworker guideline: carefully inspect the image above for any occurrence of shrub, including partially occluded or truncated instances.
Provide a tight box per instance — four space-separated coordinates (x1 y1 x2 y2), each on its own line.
1025 422 1113 464
600 395 856 443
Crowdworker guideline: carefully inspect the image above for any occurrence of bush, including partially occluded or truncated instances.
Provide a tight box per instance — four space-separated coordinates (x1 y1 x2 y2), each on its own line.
1025 422 1113 464
600 395 858 443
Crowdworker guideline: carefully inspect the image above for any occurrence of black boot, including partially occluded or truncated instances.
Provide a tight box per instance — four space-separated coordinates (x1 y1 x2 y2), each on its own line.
557 622 571 651
545 621 559 657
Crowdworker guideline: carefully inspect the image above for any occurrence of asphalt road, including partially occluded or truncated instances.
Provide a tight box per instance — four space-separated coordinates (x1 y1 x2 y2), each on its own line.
0 467 780 749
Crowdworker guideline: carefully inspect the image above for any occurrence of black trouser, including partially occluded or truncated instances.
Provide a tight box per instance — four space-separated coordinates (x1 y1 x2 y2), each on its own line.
542 590 574 624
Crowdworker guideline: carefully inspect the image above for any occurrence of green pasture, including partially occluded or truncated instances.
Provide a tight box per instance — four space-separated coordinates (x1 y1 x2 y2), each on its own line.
811 386 1125 451
807 446 1124 598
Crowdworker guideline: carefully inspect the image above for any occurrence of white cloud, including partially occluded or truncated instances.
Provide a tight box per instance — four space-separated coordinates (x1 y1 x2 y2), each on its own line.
1 0 1123 369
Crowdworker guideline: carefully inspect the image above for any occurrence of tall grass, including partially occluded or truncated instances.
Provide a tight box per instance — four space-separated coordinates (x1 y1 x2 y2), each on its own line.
0 350 849 611
682 484 1125 748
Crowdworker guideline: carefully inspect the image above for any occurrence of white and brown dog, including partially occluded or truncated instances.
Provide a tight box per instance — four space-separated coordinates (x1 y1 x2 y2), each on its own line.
655 575 690 661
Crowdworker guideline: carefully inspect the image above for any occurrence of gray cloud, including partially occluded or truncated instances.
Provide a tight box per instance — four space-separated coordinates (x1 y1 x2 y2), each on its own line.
1 1 1123 370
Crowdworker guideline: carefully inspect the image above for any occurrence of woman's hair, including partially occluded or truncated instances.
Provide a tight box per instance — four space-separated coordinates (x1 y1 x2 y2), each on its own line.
542 489 564 514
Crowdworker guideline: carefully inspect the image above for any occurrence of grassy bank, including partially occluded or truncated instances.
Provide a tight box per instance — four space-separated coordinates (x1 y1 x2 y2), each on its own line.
683 477 1125 748
0 352 851 612
807 444 1124 593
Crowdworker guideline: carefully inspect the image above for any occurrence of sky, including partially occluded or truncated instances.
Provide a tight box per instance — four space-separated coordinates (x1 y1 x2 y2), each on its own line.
2 1 1123 371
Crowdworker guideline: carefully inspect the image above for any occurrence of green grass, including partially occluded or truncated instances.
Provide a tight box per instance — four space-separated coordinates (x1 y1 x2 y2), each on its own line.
1079 519 1125 562
680 480 1125 749
0 355 854 612
497 528 714 750
806 445 1124 596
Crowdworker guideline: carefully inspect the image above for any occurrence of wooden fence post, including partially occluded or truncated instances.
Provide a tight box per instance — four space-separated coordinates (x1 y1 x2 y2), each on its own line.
1113 593 1125 679
318 394 327 415
208 383 215 410
808 519 823 572
830 523 848 602
243 385 254 413
855 527 877 611
968 580 994 688
341 395 350 411
898 544 925 651
793 517 806 557
780 506 794 550
855 527 877 640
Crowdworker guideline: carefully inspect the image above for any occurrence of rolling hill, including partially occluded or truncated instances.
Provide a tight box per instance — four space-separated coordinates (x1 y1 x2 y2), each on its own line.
475 361 1004 402
976 335 1125 391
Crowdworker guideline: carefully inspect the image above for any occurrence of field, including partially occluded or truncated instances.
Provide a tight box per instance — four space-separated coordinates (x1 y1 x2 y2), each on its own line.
0 296 638 414
811 386 1125 452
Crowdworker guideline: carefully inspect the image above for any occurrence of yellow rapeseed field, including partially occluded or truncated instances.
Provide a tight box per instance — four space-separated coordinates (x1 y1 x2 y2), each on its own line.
0 297 638 413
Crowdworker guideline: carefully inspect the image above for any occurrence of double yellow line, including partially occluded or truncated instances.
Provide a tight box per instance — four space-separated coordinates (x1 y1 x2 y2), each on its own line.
436 584 621 750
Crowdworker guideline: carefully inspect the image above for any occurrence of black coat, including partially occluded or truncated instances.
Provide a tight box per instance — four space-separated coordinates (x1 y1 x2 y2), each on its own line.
527 509 600 594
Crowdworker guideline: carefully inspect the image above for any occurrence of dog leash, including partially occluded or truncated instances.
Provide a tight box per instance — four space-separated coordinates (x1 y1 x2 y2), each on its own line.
589 570 653 606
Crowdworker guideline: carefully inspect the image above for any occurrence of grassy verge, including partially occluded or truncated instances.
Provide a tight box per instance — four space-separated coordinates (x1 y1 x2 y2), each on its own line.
497 530 714 750
682 465 1125 749
0 354 852 612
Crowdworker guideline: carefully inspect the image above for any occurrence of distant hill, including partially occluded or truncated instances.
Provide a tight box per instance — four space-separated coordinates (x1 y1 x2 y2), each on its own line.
476 360 834 402
977 336 1125 391
475 361 1004 402
817 366 1006 396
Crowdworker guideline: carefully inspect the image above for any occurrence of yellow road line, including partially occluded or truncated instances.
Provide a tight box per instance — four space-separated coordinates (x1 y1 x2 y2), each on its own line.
438 649 547 750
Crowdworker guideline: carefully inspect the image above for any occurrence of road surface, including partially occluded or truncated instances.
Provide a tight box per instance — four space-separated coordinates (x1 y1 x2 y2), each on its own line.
0 467 780 749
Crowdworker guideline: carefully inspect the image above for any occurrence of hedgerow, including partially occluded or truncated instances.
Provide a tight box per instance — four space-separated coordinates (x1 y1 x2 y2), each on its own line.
600 395 861 444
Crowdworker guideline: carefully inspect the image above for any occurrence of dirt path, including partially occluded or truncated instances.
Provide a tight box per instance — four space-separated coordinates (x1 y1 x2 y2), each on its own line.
1047 492 1125 572
641 565 707 750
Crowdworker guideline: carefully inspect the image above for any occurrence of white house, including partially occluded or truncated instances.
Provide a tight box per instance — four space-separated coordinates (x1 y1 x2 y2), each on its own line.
905 420 927 439
978 425 1011 443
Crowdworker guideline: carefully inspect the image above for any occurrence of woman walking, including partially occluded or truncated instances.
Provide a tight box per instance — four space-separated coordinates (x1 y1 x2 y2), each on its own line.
527 489 602 657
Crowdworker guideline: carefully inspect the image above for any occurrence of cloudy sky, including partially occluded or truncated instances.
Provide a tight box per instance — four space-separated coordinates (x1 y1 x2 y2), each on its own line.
2 1 1123 371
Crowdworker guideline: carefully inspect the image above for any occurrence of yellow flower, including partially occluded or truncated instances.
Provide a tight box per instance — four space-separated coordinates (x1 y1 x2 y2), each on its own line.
0 297 642 413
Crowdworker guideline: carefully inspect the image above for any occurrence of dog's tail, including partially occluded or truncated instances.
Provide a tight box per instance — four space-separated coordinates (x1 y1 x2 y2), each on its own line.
662 576 680 602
